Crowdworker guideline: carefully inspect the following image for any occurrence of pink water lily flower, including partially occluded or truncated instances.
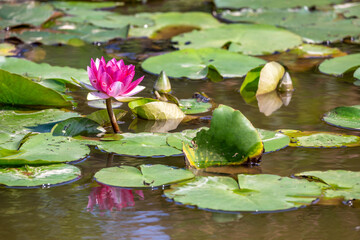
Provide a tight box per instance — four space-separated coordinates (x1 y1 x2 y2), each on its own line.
81 57 145 101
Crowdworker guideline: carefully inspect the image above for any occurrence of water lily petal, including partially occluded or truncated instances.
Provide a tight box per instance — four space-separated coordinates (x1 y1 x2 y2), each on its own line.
100 56 106 67
107 81 124 97
123 76 145 95
122 85 145 97
116 59 125 70
87 66 101 90
122 71 135 88
88 91 110 100
100 72 113 93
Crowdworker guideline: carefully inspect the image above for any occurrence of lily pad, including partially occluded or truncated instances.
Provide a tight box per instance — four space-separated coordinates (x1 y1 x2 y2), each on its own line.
289 44 346 58
94 165 195 188
166 128 208 150
0 3 54 28
183 105 263 169
87 109 127 126
129 12 221 38
296 170 360 201
0 56 89 85
165 174 322 212
0 133 90 166
214 0 344 9
278 130 360 148
0 164 81 188
0 132 27 151
0 69 73 107
142 48 266 80
0 109 80 134
0 43 16 56
179 99 212 114
319 53 360 77
323 105 360 130
257 129 290 153
52 117 104 137
51 1 121 10
128 98 185 120
97 132 182 157
355 68 360 80
173 24 302 56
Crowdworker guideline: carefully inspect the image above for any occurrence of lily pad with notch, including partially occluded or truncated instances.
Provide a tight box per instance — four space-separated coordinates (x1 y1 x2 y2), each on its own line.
94 164 195 188
0 164 81 188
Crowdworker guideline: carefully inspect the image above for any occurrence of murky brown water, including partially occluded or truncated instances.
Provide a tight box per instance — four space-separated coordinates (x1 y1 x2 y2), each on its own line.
1 0 360 239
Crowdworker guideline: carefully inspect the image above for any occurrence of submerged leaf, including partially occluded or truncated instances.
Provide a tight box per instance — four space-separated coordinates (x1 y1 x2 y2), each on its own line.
94 165 195 188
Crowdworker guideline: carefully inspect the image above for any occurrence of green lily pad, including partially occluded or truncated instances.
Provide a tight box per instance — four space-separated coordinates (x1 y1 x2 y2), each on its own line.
214 0 344 9
165 174 322 212
94 164 195 188
9 31 80 45
183 105 263 169
51 1 121 10
289 44 346 58
0 4 54 28
220 9 360 43
0 43 16 56
128 98 185 120
179 99 212 114
52 117 104 137
335 3 360 18
355 68 360 80
323 105 360 130
278 130 360 148
0 69 73 107
240 66 262 103
97 132 182 157
0 109 80 134
0 133 90 166
0 132 27 150
319 53 360 77
257 129 290 153
0 164 81 188
0 56 89 85
166 128 209 150
142 48 266 80
296 170 360 201
87 109 127 126
129 12 221 38
173 24 302 55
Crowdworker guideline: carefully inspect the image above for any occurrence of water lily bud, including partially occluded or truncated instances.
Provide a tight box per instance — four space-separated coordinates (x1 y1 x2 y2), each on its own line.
277 72 294 92
154 71 171 93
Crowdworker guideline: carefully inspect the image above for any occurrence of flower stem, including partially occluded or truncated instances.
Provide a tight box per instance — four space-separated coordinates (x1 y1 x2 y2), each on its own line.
106 98 121 133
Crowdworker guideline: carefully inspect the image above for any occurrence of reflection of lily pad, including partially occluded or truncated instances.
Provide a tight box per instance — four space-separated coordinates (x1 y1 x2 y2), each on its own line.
0 70 73 107
257 129 290 153
173 24 302 55
296 170 360 201
319 53 360 77
129 12 221 38
323 105 360 130
142 48 266 80
165 174 322 212
278 130 360 148
0 133 90 165
0 164 81 188
184 105 263 169
94 165 195 188
97 133 182 157
179 99 212 114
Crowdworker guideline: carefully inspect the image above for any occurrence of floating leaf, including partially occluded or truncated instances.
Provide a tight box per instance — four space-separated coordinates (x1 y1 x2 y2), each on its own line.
142 48 266 80
0 133 90 166
278 130 360 148
87 109 127 126
51 1 121 10
173 24 302 55
257 129 290 153
184 105 263 169
0 164 81 188
296 170 360 201
128 98 185 120
0 132 27 150
166 128 208 150
52 117 104 137
129 12 221 38
323 105 360 130
129 118 183 133
0 43 16 56
165 174 322 212
319 53 360 77
179 99 212 114
289 44 346 58
97 133 182 157
214 0 344 9
94 165 195 188
0 109 80 134
0 3 54 28
0 56 89 84
355 68 360 80
0 69 73 107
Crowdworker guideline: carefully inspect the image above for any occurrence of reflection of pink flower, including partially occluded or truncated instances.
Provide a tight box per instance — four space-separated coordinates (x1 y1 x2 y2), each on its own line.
87 184 144 211
76 57 145 101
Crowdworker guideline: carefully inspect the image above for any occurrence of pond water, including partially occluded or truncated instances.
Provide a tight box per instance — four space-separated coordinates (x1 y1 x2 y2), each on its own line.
1 0 360 239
